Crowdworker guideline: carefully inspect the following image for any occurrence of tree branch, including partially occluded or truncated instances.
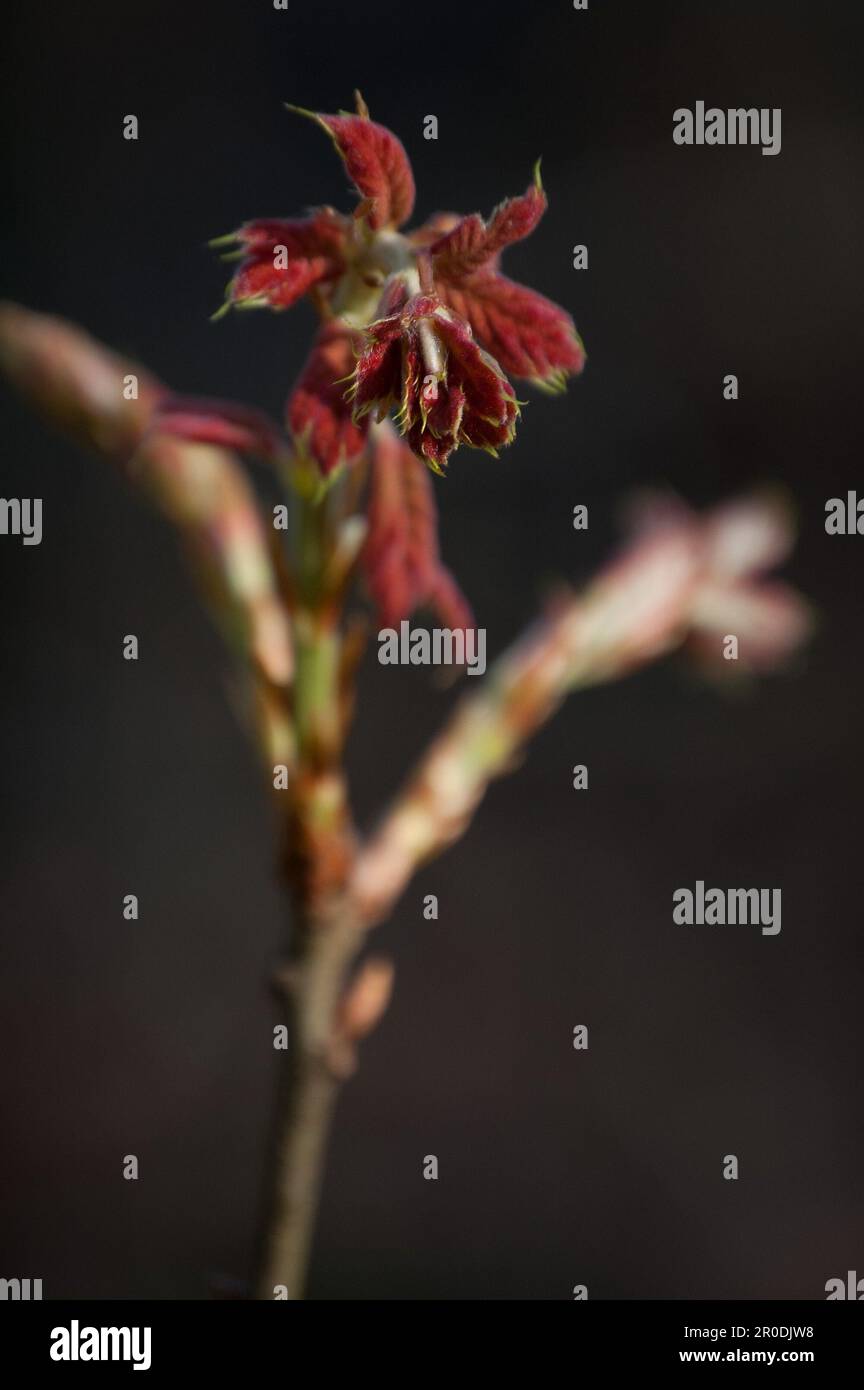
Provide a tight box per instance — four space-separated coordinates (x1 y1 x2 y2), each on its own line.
350 500 810 927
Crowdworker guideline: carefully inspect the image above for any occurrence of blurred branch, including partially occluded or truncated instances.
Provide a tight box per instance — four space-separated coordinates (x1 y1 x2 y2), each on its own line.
350 498 812 927
0 302 294 759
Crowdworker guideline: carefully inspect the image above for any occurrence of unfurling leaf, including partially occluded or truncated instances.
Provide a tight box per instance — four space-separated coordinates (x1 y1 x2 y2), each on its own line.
438 274 585 389
287 322 368 474
430 172 546 281
289 102 416 232
362 423 473 629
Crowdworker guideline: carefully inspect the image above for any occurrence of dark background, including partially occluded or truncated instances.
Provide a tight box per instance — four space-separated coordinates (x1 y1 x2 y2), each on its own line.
1 0 862 1299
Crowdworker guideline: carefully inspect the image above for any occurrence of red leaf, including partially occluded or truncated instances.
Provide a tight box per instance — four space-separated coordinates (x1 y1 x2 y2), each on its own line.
237 209 348 260
219 209 347 312
229 255 335 310
439 272 585 388
291 103 416 231
431 173 546 281
362 425 473 628
287 322 368 474
349 313 404 422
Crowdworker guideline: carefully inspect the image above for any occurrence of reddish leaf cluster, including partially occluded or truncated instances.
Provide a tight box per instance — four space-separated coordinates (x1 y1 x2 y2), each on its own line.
215 94 585 475
351 291 519 474
145 95 588 632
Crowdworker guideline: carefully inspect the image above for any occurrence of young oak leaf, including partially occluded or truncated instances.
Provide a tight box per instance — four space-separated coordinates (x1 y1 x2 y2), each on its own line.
287 321 369 474
362 423 473 630
287 94 416 233
438 273 586 391
428 167 547 281
214 208 348 314
351 292 519 474
422 166 585 392
214 100 584 471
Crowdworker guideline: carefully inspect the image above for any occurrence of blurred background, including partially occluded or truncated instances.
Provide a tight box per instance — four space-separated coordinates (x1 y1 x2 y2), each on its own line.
1 0 862 1299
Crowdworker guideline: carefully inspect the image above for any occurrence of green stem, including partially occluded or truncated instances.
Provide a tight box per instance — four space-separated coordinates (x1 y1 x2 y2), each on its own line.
294 618 341 756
